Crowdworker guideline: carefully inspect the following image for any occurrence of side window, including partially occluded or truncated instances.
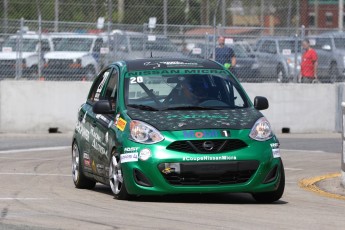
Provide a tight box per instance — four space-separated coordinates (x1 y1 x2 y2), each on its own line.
314 38 332 49
93 38 103 52
259 41 271 53
104 68 119 110
41 40 51 52
87 69 112 102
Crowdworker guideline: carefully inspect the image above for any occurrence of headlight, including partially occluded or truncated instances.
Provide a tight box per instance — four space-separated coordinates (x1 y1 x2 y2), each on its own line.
249 117 273 141
129 120 164 144
251 63 259 69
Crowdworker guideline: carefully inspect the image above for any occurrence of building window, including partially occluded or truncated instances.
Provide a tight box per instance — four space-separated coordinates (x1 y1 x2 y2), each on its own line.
309 13 315 27
325 12 333 25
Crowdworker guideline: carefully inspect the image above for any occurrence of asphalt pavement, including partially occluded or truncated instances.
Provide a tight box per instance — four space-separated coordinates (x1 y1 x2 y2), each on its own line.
0 132 344 229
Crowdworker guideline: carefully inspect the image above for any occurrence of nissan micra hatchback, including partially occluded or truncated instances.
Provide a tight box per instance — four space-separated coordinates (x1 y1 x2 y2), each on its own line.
72 58 284 203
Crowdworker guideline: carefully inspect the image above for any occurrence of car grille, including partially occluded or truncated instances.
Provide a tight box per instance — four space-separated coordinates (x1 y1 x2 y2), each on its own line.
47 59 73 68
159 161 259 186
166 139 248 153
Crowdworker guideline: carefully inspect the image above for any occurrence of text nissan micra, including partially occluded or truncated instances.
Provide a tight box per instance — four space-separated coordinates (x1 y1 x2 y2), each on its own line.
72 58 284 203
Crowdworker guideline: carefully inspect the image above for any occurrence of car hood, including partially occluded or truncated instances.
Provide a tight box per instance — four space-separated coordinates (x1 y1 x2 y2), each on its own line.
0 52 36 60
127 108 262 131
44 51 89 59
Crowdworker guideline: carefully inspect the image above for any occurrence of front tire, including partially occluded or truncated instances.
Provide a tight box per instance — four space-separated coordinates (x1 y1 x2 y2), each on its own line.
109 151 131 200
252 161 285 203
72 142 96 189
329 63 338 83
276 65 288 83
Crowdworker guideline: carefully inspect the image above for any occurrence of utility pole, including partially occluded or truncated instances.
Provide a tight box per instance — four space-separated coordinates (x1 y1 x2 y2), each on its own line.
339 0 344 31
3 0 8 34
314 0 318 28
118 0 124 23
163 0 168 35
54 0 59 32
221 0 226 26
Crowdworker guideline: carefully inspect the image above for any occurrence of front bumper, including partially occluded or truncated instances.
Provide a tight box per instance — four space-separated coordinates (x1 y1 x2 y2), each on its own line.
120 131 282 195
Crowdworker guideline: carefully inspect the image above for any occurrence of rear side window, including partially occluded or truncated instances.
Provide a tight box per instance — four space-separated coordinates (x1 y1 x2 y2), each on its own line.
313 38 332 49
88 69 112 102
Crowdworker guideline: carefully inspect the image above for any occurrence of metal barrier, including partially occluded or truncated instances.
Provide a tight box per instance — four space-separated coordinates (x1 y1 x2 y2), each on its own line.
342 102 345 187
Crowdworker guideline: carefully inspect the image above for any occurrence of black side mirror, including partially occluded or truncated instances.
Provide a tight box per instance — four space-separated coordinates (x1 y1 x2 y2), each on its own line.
254 96 269 110
93 100 114 114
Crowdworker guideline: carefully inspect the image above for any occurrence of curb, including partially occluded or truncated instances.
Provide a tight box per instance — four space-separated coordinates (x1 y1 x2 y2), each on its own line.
299 173 345 201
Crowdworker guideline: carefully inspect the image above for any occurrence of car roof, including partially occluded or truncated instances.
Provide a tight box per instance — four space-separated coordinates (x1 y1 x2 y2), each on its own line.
257 36 300 41
121 58 224 72
9 34 50 39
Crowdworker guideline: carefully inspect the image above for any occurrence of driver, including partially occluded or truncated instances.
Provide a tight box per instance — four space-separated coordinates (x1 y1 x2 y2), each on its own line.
171 76 209 105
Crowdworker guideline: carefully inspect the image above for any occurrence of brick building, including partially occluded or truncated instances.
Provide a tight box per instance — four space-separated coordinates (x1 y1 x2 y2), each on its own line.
301 0 344 28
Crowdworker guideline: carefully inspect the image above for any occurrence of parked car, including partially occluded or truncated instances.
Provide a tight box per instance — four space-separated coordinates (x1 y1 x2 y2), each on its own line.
0 32 53 79
43 33 108 80
189 42 261 82
72 57 285 203
254 37 301 82
111 30 185 60
308 32 345 83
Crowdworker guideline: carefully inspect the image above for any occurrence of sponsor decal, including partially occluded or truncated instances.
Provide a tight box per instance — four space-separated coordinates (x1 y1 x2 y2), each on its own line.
96 114 110 124
182 156 236 162
120 152 138 163
270 143 280 158
92 160 97 172
105 132 109 144
83 153 91 167
92 139 107 155
82 112 87 123
272 149 280 158
114 113 121 126
96 164 105 174
127 69 227 77
139 148 151 161
94 72 109 101
183 130 219 139
75 121 90 142
90 127 101 142
116 118 127 131
124 147 139 153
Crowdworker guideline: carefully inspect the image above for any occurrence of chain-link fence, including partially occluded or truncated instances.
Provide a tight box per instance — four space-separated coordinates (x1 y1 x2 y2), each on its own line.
0 0 345 83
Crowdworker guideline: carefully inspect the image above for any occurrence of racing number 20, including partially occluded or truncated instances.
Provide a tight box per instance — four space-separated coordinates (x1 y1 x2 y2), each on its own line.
130 76 143 84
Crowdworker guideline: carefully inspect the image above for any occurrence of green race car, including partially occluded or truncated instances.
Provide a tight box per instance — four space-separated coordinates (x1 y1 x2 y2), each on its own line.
72 58 284 203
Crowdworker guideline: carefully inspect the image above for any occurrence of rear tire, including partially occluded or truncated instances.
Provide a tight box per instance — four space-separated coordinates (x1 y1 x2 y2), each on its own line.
72 142 96 189
252 161 285 203
276 65 288 83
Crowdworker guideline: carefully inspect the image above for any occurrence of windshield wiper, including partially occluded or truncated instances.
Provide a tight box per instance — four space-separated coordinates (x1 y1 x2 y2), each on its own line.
126 104 160 111
164 106 219 111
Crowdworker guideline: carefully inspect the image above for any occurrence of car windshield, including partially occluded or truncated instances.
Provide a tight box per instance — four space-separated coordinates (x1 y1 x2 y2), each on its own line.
125 72 249 111
278 40 301 53
54 38 93 52
231 44 249 58
2 38 37 52
334 38 345 49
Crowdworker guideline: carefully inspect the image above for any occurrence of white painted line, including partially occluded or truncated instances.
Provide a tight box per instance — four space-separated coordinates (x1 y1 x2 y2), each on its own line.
285 167 304 171
0 172 70 177
281 149 328 154
0 198 50 200
0 146 70 154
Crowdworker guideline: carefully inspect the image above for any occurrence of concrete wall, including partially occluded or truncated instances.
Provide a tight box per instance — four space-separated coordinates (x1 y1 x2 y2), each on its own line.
0 80 342 133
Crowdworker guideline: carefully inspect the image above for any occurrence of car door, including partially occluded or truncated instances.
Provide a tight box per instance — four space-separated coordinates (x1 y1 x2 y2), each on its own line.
313 37 333 77
90 67 119 178
82 68 113 176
